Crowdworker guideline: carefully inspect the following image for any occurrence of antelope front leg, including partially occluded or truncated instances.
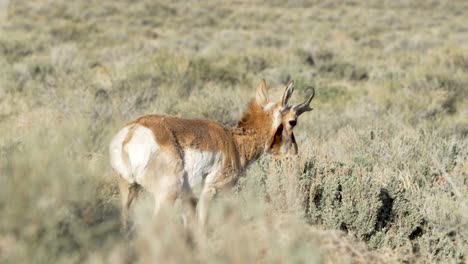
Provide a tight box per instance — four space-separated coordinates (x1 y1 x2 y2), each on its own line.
197 185 217 229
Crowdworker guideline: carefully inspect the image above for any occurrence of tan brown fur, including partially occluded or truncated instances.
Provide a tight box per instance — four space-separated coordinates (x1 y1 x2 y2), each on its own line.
127 108 274 190
131 115 241 185
110 79 315 229
233 100 276 167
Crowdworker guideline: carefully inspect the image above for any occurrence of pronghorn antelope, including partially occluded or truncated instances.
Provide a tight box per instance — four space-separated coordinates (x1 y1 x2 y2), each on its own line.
109 79 315 229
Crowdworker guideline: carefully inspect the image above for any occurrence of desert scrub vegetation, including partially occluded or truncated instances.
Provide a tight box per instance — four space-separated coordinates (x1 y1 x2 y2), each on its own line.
1 0 467 263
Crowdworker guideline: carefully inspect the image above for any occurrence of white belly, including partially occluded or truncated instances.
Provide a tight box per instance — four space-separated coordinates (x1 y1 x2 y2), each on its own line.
111 126 223 192
183 149 222 192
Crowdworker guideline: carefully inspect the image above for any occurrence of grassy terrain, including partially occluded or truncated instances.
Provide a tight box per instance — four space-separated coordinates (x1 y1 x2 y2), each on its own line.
1 0 467 263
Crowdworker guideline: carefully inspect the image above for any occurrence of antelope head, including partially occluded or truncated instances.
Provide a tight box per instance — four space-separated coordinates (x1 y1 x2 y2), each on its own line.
258 80 315 155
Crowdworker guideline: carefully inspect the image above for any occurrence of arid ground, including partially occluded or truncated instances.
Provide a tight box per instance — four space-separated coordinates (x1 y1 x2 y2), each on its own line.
1 1 467 263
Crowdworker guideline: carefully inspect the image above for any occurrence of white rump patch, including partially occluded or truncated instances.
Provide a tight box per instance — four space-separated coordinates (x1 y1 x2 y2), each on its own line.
125 126 159 183
109 126 132 181
183 149 222 193
109 125 159 184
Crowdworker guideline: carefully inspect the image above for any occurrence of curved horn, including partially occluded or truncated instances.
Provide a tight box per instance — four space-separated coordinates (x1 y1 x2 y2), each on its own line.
293 86 315 116
281 80 295 107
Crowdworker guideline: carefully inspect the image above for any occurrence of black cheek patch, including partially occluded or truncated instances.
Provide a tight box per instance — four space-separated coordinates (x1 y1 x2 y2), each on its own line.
270 124 283 149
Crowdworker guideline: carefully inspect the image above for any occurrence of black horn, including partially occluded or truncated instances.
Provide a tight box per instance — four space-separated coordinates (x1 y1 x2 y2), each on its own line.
293 86 315 116
281 80 295 107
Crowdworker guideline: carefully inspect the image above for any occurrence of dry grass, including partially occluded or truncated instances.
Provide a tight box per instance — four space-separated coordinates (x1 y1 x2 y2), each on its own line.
1 0 467 263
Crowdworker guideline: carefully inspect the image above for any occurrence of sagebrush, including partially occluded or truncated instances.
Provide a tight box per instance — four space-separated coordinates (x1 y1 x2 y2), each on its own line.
1 1 467 263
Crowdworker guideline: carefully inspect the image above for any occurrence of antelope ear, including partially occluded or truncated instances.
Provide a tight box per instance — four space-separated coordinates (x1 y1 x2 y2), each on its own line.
256 79 269 106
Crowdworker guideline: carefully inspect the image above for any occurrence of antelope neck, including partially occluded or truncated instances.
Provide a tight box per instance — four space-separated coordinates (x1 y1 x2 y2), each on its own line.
230 126 268 170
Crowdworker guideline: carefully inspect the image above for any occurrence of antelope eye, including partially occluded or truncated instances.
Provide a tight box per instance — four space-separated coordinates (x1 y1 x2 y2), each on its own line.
289 120 297 127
